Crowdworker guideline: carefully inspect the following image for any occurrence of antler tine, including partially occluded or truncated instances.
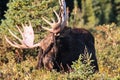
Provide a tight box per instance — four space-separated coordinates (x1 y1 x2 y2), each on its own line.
29 20 32 26
42 0 67 34
21 23 25 29
41 0 67 34
42 17 53 26
41 9 61 33
42 10 61 27
5 35 20 48
5 26 28 48
41 26 53 32
5 35 27 48
16 25 24 40
5 21 41 48
8 29 24 44
53 10 61 26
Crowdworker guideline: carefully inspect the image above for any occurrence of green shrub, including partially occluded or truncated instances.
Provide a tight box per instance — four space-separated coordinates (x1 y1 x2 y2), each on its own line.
94 23 120 78
1 0 59 28
68 52 94 80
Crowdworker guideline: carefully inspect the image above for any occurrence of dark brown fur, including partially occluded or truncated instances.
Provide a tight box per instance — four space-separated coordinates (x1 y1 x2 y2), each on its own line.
37 27 99 72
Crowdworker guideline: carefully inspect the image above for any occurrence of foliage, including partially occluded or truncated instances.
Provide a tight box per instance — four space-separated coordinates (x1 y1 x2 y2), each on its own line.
90 0 120 26
0 0 59 54
94 23 120 77
68 51 94 80
67 0 120 26
1 0 120 26
82 0 96 26
1 0 59 28
67 0 84 28
0 0 59 41
0 24 120 80
0 48 95 80
0 0 120 79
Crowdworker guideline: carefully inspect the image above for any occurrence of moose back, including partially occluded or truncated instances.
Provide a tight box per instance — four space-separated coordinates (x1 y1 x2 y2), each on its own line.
37 27 99 72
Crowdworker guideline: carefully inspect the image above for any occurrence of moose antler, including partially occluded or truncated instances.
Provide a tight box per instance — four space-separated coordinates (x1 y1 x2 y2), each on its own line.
5 21 40 48
42 0 67 34
5 0 67 48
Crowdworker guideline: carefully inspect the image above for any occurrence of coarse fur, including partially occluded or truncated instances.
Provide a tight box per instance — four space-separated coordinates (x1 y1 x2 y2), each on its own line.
37 27 99 72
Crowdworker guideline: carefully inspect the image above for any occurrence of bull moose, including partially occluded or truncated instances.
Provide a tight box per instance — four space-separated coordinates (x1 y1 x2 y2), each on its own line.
5 0 98 72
